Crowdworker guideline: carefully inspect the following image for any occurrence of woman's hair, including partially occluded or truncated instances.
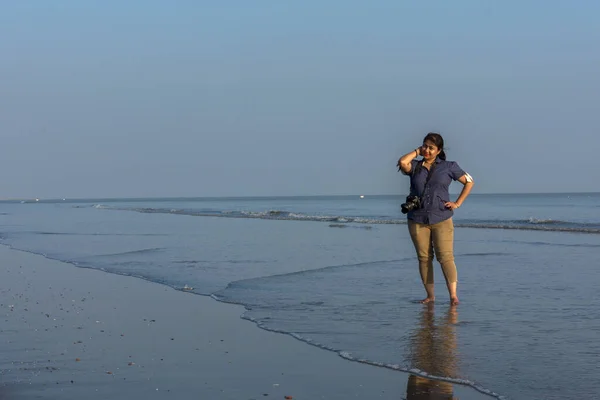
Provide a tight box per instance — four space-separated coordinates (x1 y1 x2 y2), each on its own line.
423 132 446 161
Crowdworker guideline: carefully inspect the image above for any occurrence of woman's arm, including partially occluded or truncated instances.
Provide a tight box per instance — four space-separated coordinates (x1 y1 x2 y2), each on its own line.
397 147 421 174
445 174 474 210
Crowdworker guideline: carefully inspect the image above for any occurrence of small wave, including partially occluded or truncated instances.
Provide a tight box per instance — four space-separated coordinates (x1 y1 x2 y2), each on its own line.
95 205 600 234
73 204 105 209
337 352 505 399
216 258 417 293
300 301 325 306
329 223 348 228
498 239 600 248
172 259 269 265
329 224 373 230
84 247 165 258
16 231 168 237
526 217 561 224
454 222 600 234
267 210 286 215
101 205 406 224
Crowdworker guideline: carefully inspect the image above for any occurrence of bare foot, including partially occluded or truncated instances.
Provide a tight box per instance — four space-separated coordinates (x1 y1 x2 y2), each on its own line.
450 297 460 306
420 297 435 304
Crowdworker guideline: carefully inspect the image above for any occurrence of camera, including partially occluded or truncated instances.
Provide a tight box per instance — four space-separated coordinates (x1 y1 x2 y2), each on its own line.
401 195 421 214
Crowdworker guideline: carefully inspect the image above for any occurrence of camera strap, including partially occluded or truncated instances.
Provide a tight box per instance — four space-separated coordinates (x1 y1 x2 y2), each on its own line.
421 160 437 188
409 160 437 199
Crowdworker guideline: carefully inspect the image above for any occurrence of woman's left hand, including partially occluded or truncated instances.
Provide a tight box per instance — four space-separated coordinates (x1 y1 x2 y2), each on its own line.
445 202 460 210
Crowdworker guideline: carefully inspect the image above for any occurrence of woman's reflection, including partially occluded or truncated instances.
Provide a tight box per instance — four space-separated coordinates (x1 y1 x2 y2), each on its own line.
406 304 459 400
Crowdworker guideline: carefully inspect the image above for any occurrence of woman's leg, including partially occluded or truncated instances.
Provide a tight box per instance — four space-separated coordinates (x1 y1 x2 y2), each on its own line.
408 220 435 302
431 218 459 305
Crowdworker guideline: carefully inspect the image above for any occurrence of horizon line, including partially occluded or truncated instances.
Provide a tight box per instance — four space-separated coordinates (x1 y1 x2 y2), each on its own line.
1 191 599 202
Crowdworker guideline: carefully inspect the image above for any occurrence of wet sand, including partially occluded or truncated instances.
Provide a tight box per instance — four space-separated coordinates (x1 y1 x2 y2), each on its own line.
0 245 490 399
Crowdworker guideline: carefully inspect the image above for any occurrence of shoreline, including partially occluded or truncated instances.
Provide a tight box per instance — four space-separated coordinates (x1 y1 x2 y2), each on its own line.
0 244 493 399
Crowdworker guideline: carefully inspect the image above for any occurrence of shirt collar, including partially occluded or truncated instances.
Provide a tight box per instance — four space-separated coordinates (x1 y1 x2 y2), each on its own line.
421 157 442 165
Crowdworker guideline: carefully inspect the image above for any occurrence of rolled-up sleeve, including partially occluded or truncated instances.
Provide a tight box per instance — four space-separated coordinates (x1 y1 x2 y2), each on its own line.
449 161 473 182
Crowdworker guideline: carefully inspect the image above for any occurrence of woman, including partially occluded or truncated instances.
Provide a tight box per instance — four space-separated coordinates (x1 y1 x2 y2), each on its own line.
397 133 474 305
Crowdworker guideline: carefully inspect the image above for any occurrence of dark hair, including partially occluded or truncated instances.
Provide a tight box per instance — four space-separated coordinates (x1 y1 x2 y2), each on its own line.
423 132 446 161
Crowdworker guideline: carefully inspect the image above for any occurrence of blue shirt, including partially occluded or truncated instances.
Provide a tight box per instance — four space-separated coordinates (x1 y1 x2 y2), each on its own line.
403 158 466 225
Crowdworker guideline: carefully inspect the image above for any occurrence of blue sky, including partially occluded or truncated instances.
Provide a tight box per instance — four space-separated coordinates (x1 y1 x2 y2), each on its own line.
1 1 599 198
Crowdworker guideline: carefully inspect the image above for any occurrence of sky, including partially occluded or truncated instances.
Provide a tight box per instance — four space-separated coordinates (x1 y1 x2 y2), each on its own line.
1 1 599 198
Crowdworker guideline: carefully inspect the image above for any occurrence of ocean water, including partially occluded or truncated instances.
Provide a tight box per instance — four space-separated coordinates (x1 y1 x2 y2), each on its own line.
1 193 599 400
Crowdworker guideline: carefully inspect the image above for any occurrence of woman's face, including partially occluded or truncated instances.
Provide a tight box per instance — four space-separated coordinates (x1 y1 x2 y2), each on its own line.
421 140 441 160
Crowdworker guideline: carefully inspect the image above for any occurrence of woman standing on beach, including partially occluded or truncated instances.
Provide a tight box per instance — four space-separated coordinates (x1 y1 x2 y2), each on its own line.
397 133 474 305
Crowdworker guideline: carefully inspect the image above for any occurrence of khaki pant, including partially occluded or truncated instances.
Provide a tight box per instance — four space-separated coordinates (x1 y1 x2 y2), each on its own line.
408 218 458 285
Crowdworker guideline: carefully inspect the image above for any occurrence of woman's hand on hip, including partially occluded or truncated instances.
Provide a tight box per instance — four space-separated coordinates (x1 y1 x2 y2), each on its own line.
445 201 460 210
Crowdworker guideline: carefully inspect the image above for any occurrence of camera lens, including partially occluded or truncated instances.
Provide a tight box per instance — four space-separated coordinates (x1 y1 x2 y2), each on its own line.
401 196 420 214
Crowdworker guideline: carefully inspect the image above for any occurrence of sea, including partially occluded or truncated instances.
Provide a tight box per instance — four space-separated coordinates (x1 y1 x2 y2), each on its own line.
1 193 599 400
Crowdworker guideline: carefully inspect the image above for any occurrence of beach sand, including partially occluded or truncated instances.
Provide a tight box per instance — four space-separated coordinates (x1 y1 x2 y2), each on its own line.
0 245 490 400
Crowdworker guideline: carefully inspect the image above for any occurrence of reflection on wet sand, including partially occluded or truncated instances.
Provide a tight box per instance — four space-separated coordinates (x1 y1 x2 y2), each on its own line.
406 304 459 400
